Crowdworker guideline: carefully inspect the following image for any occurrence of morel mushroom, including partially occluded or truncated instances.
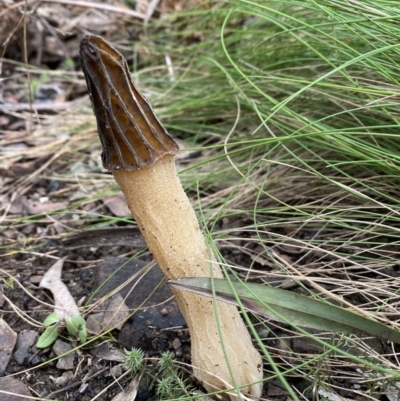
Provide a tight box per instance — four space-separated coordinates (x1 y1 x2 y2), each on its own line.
80 35 263 399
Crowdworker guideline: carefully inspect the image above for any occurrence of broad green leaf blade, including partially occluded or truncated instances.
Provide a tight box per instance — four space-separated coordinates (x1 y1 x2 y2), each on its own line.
37 325 59 348
169 278 400 344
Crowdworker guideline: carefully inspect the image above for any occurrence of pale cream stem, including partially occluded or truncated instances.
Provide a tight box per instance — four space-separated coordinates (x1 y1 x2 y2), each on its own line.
113 156 263 398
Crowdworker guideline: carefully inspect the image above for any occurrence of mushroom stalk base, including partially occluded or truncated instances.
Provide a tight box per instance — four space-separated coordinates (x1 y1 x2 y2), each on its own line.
113 155 263 399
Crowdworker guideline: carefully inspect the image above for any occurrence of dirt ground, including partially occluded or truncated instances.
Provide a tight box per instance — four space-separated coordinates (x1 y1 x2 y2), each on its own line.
1 235 194 400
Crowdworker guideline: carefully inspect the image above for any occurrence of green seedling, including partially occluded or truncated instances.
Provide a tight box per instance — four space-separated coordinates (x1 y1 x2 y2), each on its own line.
66 315 87 344
37 312 61 348
62 58 74 71
123 348 145 375
2 277 14 289
122 348 194 400
43 312 60 326
37 312 87 348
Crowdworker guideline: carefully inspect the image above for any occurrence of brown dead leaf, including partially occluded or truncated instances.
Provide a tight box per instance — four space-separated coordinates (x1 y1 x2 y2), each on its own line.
104 194 130 216
0 157 47 178
86 293 129 335
112 372 143 401
101 293 130 331
26 198 68 214
7 195 26 215
39 258 79 321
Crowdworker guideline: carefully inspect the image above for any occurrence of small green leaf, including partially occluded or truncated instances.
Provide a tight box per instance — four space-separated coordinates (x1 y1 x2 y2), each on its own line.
37 325 59 348
66 315 85 335
43 312 60 327
78 326 87 344
66 315 87 343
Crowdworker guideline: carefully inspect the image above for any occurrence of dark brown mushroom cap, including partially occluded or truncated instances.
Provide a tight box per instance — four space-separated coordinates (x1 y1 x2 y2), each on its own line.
79 35 179 171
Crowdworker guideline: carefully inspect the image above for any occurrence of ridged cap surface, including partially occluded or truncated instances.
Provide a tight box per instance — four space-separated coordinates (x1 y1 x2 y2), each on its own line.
80 35 178 171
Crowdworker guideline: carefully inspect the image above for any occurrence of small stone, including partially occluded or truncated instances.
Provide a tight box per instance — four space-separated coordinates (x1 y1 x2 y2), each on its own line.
91 342 124 362
29 275 43 285
56 353 75 370
14 330 38 365
110 364 123 377
0 376 32 401
172 338 181 350
0 319 17 375
87 295 130 335
86 312 104 335
53 339 71 355
53 371 74 387
256 326 271 339
53 340 75 370
29 354 43 366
